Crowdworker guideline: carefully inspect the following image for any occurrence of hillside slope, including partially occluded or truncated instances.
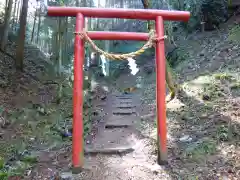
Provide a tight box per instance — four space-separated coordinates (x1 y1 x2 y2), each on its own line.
139 14 240 179
0 24 79 178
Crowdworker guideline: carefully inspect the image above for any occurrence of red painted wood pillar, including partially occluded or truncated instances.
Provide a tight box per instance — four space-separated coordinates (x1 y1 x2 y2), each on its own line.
73 13 85 170
155 16 167 164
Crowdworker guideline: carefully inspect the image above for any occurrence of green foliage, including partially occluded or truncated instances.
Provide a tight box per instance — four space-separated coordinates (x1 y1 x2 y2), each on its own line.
170 0 228 31
167 47 189 67
20 155 38 164
185 138 217 162
184 1 203 31
168 0 202 31
0 172 8 180
0 157 4 169
0 154 36 179
228 25 240 42
201 0 228 29
213 72 235 81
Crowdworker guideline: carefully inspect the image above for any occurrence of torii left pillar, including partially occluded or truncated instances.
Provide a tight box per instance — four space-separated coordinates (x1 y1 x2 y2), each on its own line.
47 6 190 172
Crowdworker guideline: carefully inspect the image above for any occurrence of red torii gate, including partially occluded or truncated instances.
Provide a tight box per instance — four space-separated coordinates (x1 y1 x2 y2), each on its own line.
47 6 190 171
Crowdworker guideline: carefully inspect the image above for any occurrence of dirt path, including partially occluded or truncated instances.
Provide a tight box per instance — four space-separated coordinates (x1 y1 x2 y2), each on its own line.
78 91 171 180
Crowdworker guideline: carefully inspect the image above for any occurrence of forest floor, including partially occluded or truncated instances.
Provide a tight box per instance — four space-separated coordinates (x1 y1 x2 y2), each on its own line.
0 15 240 180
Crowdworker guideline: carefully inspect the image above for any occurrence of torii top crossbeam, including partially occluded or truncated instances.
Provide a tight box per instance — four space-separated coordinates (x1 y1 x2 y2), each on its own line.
47 7 190 21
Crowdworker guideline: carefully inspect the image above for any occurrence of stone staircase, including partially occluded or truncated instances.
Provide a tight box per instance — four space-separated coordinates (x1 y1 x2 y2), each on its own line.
80 92 170 180
85 93 140 155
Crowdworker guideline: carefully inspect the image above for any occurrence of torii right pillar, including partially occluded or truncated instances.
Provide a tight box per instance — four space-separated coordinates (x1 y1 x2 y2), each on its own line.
155 16 167 164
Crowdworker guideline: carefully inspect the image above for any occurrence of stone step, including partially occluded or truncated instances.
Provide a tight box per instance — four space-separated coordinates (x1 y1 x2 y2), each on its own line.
112 108 136 115
115 95 133 99
95 102 107 107
116 97 132 99
115 94 133 96
113 104 136 108
86 128 136 152
105 115 139 128
113 99 133 104
84 146 134 155
113 102 134 107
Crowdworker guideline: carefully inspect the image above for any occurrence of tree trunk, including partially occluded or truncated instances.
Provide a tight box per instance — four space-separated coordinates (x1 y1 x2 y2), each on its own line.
15 0 28 71
88 0 93 30
56 18 64 104
141 0 153 30
63 17 68 63
15 0 21 31
11 0 17 30
36 14 41 44
17 0 22 26
1 0 13 50
75 0 80 6
31 11 37 42
96 0 101 29
5 0 9 13
81 0 87 6
58 18 63 77
50 31 58 62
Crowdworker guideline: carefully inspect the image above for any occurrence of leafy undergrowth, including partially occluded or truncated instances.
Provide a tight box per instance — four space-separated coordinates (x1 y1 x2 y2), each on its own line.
140 68 240 179
0 84 74 178
139 20 240 179
0 37 101 178
0 80 100 179
167 72 240 179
